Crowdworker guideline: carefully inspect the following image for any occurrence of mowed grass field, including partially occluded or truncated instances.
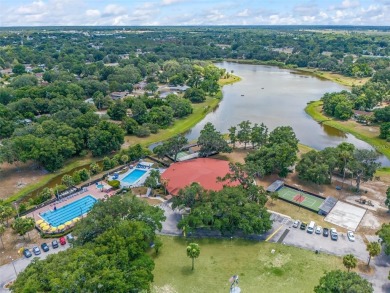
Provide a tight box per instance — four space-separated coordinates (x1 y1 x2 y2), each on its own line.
151 236 344 293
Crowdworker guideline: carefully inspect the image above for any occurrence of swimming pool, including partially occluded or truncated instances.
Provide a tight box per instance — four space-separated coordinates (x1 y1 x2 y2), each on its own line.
40 195 97 227
121 169 147 185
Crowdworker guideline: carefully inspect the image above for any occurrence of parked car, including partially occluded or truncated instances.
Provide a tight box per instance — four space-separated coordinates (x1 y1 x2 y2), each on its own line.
347 231 355 242
307 221 315 234
59 236 66 245
32 246 41 255
330 228 338 241
66 233 74 241
52 240 59 249
300 222 307 230
41 242 50 252
323 228 329 237
315 226 322 234
23 248 32 258
292 220 300 228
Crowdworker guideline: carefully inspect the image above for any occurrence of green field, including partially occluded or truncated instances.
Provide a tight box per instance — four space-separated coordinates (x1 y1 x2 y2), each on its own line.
152 236 344 293
277 186 324 212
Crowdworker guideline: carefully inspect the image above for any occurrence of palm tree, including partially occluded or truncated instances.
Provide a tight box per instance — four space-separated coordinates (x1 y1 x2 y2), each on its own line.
343 254 357 272
366 241 381 266
186 243 200 271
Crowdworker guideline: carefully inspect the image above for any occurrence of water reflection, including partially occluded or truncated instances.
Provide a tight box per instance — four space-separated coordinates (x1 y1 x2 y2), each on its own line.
185 62 389 166
321 124 347 138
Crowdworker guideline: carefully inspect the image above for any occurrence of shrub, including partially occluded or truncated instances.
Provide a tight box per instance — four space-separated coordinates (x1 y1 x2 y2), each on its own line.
108 180 121 189
135 125 151 137
78 169 90 182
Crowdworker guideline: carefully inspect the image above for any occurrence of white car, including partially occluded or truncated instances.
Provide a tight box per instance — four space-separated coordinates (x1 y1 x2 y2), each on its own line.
292 220 300 228
347 231 355 242
315 226 322 234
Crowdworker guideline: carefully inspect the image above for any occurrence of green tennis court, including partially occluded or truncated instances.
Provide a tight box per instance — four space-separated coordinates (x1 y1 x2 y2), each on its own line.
277 186 324 212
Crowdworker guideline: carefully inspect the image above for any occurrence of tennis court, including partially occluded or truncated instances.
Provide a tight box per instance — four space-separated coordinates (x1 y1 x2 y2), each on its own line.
277 186 325 212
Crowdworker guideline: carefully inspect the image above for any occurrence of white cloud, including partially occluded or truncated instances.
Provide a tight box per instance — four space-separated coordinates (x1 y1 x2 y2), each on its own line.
161 0 186 5
102 4 127 17
237 9 249 17
86 9 100 17
0 0 389 26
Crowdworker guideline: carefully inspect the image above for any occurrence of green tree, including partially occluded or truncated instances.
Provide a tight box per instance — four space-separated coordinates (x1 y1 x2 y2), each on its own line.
102 157 112 171
366 241 381 266
131 99 148 124
314 270 373 293
0 224 5 248
144 170 161 196
377 223 390 255
197 122 231 157
177 185 272 236
184 88 206 103
155 134 188 162
0 204 14 226
251 123 268 148
153 236 163 255
120 154 129 164
89 162 102 175
73 193 165 245
61 174 75 187
380 122 390 141
349 149 380 192
166 95 193 118
122 117 139 135
385 187 390 211
88 121 125 157
186 243 200 271
11 217 35 240
342 254 357 272
228 126 237 149
107 100 127 120
12 64 26 75
78 168 90 182
237 120 251 149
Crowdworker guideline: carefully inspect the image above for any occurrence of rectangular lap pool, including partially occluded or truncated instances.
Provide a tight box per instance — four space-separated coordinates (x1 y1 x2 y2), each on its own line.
121 169 147 185
40 195 97 227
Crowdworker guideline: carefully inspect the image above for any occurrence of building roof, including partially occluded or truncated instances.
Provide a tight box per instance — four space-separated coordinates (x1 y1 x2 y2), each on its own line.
318 196 338 214
161 158 239 195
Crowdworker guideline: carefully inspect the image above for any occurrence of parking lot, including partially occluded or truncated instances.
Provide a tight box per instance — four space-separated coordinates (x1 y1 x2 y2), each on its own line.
268 214 368 261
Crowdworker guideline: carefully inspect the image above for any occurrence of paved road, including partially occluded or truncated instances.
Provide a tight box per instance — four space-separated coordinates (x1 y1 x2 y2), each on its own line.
0 243 70 292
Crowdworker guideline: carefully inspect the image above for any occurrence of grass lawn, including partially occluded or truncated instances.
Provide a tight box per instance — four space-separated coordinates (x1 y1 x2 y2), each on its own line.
152 236 344 293
305 101 390 160
296 68 369 87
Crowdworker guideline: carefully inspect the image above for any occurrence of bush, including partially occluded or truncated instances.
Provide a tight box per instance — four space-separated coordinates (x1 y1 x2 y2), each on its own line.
108 180 121 189
32 187 53 205
78 168 90 182
102 157 112 171
143 123 159 134
135 125 151 137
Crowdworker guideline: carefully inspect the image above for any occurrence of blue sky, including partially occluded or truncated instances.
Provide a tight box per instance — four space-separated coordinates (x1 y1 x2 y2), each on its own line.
0 0 389 26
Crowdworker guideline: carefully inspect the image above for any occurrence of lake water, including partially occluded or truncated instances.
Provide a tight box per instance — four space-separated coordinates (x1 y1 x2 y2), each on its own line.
185 62 390 166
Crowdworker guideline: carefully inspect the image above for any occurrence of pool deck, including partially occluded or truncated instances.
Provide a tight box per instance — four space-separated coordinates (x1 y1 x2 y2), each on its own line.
26 184 116 223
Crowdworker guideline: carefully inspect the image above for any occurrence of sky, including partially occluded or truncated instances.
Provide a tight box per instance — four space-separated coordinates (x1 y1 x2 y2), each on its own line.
0 0 389 27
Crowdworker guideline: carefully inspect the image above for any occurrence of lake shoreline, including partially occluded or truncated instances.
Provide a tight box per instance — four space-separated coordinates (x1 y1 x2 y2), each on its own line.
305 100 390 161
215 58 368 87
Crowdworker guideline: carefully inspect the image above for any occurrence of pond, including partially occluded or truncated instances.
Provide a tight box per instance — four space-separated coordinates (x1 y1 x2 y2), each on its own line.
185 62 390 166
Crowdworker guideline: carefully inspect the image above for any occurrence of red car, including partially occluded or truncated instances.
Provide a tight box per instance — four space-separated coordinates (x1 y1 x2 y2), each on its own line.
59 236 67 245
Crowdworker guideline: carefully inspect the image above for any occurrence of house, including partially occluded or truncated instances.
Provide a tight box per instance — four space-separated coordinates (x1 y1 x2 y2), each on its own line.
0 68 12 75
110 91 128 100
134 81 147 90
353 110 374 118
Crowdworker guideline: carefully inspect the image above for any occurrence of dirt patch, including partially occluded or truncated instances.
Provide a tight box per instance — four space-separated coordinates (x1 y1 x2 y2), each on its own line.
0 223 56 266
359 211 382 231
152 285 178 293
0 162 48 200
357 262 375 275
